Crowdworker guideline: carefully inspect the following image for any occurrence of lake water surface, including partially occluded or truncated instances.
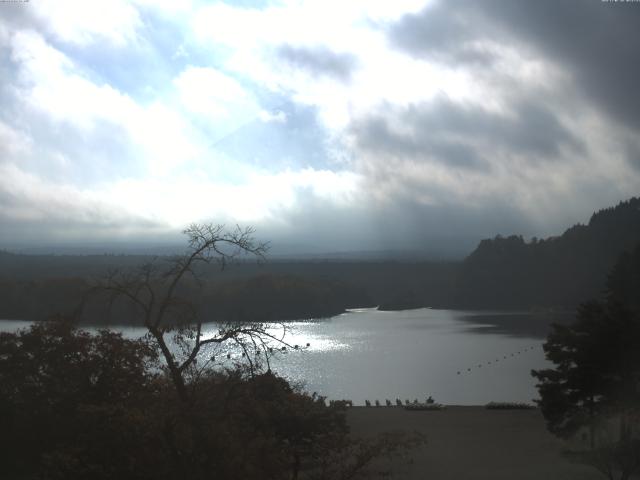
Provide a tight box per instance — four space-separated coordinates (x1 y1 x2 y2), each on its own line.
0 308 557 405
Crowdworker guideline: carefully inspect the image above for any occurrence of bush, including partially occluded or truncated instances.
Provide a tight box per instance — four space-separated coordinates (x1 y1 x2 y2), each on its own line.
0 318 162 479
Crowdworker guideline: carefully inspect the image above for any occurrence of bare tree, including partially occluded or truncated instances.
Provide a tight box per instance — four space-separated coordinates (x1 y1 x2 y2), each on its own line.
93 223 284 402
74 223 427 480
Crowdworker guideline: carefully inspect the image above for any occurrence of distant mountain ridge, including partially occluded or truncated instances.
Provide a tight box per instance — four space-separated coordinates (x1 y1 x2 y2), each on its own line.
454 197 640 309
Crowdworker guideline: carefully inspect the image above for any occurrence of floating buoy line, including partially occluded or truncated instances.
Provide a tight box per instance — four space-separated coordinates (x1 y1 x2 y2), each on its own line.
455 344 542 375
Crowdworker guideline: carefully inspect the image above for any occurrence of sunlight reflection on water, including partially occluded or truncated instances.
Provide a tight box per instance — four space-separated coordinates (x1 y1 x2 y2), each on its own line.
198 321 351 354
0 308 551 405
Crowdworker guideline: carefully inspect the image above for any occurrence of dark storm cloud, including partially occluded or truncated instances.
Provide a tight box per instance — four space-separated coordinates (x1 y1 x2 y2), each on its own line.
351 114 484 169
388 0 496 66
259 189 540 258
351 97 582 169
501 102 584 158
389 0 640 129
625 140 640 172
488 0 640 130
276 44 358 80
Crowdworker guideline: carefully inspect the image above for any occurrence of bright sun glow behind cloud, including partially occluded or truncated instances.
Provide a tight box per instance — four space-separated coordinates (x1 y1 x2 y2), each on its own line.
104 168 361 228
3 1 411 233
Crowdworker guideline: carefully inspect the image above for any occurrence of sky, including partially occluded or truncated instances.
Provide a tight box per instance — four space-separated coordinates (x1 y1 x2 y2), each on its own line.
0 0 639 256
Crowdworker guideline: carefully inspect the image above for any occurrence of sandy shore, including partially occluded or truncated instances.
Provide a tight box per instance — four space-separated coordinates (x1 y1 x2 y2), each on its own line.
347 406 602 479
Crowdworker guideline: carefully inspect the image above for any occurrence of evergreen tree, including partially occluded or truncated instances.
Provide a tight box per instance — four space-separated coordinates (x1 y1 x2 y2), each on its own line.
532 245 640 479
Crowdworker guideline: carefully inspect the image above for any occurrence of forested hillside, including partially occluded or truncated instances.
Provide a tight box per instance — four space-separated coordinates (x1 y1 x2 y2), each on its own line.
0 255 457 324
455 198 640 309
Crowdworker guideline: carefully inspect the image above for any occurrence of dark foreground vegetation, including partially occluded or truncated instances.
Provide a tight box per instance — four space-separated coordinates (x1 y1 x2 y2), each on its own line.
532 243 640 480
0 320 423 480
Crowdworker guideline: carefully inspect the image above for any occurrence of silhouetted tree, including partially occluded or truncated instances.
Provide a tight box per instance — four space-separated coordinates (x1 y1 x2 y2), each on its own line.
532 247 640 480
532 302 639 437
92 223 278 402
606 244 640 312
82 224 425 479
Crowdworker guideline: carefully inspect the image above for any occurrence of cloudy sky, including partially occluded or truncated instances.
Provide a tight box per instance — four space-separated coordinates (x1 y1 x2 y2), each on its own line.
1 0 639 256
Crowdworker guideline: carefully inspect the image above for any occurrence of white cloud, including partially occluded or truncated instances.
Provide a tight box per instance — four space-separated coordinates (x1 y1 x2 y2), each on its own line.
187 1 536 133
31 0 142 47
105 167 361 227
192 1 428 51
127 102 204 176
173 66 258 123
0 157 362 241
132 0 195 18
1 21 362 232
0 163 137 227
0 121 32 158
258 110 287 123
9 30 205 176
11 30 138 130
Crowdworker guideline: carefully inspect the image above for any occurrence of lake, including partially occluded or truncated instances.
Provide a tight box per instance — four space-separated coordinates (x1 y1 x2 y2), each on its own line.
0 308 561 405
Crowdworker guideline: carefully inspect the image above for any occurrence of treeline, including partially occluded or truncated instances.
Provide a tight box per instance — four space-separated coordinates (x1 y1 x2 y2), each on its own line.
0 255 458 324
200 275 373 322
1 197 639 321
454 197 640 309
0 275 372 325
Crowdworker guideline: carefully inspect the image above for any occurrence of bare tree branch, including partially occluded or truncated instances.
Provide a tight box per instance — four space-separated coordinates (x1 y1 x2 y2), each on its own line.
88 223 279 403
